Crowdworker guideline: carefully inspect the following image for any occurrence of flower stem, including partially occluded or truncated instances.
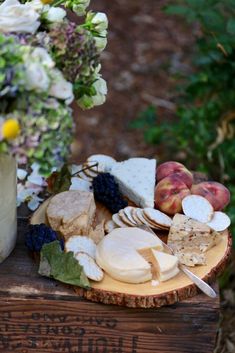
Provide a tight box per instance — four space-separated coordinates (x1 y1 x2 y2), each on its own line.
52 0 65 7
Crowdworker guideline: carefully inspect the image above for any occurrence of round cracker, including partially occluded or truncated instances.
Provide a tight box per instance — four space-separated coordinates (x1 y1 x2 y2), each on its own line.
131 208 144 225
142 213 169 230
143 208 172 228
206 211 231 232
83 166 98 178
78 171 93 182
123 207 138 225
182 195 214 223
83 162 100 175
118 209 136 226
87 154 116 173
75 252 103 281
135 209 155 228
136 209 164 230
112 213 129 228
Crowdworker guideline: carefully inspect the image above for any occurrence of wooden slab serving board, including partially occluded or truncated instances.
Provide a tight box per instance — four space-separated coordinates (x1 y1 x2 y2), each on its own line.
31 199 232 308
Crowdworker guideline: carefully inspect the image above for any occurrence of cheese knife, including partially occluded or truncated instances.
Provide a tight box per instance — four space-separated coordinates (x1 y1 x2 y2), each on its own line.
138 225 217 298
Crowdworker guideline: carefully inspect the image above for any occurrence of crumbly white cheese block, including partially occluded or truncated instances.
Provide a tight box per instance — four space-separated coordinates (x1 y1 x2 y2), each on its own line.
96 227 163 283
65 235 96 259
167 213 220 266
151 250 179 282
111 158 156 208
47 190 96 238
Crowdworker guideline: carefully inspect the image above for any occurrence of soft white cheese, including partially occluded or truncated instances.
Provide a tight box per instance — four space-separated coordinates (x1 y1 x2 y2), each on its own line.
151 249 179 282
111 158 156 208
96 227 163 284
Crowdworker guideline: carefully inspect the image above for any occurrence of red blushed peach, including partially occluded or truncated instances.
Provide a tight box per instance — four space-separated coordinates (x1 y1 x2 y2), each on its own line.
156 161 193 188
191 182 230 211
155 174 191 215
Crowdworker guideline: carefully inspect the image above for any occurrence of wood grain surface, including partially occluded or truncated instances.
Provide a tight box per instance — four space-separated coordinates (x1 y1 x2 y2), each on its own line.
0 219 222 353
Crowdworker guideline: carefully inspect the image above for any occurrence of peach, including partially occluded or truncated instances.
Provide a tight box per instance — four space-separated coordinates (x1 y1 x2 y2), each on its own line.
156 161 193 188
155 174 191 215
191 182 230 211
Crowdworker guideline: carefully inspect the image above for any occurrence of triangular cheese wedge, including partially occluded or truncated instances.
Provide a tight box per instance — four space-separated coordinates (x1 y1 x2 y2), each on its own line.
111 158 156 208
151 250 179 282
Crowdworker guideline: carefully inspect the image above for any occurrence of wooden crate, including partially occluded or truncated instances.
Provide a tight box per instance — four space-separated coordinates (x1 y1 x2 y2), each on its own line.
0 220 220 353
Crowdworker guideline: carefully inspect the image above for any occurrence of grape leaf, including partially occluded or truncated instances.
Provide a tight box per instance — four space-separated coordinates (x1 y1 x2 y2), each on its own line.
39 241 90 289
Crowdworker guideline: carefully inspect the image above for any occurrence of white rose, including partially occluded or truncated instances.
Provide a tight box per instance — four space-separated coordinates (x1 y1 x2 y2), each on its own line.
91 12 108 32
45 7 66 23
49 70 74 104
25 63 50 92
0 0 40 33
92 76 107 106
31 47 55 69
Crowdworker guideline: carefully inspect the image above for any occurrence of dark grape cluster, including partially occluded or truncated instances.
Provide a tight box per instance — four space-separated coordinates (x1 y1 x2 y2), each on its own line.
92 173 128 214
25 224 64 253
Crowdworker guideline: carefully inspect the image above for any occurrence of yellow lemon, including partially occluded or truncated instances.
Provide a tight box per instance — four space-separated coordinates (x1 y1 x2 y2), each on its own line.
2 119 20 140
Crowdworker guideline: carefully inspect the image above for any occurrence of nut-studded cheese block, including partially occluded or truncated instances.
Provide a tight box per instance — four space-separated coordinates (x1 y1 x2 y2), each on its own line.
47 190 96 239
96 227 163 284
167 213 221 266
111 158 156 208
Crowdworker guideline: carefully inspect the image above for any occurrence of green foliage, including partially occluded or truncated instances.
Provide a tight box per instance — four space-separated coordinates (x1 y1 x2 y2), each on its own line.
134 0 235 242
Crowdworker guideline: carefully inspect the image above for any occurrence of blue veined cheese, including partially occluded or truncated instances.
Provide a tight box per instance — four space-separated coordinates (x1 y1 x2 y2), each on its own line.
111 158 157 208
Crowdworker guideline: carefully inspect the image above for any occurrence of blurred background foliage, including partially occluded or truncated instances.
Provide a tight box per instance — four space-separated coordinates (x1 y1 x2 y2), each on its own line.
132 0 235 244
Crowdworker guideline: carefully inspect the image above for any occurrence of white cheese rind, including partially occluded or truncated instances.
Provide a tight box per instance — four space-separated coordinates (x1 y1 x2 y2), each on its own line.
111 158 156 208
95 227 163 284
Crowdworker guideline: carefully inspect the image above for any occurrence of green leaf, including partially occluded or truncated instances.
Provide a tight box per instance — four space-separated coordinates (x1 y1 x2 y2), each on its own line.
39 241 90 289
227 18 235 34
47 164 71 194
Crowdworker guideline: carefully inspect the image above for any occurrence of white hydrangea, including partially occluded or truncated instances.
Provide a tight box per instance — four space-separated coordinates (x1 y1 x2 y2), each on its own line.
92 75 107 106
44 7 66 23
49 69 74 104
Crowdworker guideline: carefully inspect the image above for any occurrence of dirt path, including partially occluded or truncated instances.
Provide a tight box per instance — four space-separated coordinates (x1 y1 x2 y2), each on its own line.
72 0 193 162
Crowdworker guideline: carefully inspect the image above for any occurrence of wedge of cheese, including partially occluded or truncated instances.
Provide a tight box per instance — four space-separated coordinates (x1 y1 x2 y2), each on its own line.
47 190 96 239
151 250 179 282
167 213 221 266
110 158 156 208
96 227 163 284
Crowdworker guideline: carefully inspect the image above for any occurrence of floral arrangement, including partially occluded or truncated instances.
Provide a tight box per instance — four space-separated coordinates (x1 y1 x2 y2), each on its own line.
0 0 108 176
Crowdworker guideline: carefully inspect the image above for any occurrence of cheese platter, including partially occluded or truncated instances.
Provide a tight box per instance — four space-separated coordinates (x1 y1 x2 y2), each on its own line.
27 155 232 308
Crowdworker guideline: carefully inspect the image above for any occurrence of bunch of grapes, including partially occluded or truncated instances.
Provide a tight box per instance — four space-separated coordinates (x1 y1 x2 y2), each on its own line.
93 173 128 214
25 224 64 253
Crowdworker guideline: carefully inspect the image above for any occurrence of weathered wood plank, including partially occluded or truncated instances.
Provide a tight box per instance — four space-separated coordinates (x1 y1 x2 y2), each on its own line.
0 219 220 353
0 292 219 353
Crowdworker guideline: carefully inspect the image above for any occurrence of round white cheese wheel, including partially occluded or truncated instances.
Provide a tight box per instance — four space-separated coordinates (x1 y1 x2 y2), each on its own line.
96 227 163 284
